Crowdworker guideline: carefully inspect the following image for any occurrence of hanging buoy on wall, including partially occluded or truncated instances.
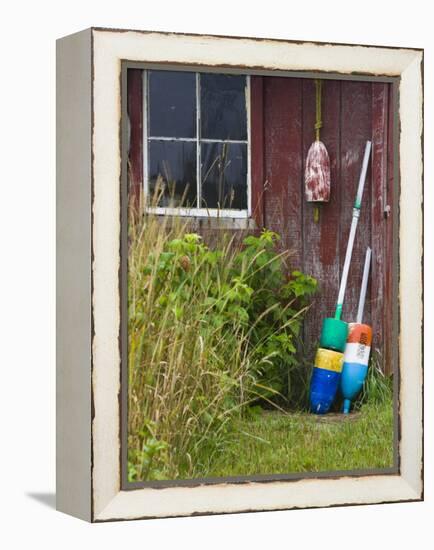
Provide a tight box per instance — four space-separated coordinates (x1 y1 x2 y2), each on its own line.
341 248 373 414
305 80 331 222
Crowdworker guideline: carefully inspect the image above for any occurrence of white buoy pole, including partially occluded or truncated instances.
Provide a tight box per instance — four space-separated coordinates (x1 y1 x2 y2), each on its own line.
356 247 372 324
335 141 372 320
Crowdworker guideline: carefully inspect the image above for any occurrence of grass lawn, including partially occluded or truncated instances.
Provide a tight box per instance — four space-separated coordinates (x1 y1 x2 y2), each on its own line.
205 398 394 477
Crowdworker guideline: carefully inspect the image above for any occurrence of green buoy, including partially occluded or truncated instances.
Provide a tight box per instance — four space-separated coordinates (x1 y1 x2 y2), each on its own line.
319 317 348 353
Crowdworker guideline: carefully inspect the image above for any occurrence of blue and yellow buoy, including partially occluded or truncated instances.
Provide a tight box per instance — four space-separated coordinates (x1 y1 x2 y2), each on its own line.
310 347 344 414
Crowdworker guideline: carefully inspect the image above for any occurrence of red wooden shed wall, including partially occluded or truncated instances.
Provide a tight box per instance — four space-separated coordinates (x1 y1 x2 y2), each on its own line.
251 76 394 373
127 71 395 374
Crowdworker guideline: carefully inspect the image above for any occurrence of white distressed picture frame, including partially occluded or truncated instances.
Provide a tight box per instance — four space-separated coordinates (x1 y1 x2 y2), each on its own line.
56 27 423 522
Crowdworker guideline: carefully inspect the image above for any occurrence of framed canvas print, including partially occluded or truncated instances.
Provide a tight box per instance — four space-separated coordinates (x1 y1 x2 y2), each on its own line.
56 27 423 522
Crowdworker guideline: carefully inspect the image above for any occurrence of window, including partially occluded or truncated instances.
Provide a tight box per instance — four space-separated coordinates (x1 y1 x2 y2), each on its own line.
144 70 250 218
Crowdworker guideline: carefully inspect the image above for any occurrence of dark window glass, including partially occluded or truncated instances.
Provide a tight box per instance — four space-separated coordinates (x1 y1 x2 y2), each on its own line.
148 71 196 138
201 142 247 209
200 74 247 141
148 141 197 207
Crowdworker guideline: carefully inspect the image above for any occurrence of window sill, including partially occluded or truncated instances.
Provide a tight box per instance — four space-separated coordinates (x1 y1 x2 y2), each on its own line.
148 213 258 231
145 207 249 219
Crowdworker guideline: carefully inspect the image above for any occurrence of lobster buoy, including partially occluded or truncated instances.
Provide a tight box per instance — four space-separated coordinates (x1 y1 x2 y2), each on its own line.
304 80 331 223
310 347 344 414
340 323 372 414
305 140 331 203
319 317 348 352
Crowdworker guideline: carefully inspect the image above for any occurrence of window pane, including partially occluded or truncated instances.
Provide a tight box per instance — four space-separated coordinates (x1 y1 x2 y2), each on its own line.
148 141 197 207
201 142 247 210
148 71 196 138
200 74 247 141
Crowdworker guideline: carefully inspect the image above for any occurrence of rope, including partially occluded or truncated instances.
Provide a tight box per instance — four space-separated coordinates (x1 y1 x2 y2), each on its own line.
315 79 323 141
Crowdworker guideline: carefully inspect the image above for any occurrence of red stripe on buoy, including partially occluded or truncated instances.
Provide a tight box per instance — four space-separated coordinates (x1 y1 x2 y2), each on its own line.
347 323 372 346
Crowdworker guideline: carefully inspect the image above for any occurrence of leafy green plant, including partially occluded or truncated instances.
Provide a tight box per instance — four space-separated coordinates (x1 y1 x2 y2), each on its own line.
232 231 317 401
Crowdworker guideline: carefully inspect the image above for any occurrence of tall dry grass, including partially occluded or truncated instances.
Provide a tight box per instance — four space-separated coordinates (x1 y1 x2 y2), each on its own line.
128 212 265 480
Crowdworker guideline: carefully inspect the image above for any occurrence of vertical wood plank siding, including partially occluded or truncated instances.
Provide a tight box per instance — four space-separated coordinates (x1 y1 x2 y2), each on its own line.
339 82 372 326
371 83 389 365
260 77 393 373
263 77 303 269
385 83 396 373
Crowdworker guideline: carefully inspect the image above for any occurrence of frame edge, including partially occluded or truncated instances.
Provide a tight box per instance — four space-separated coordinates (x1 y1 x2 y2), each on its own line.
56 28 93 522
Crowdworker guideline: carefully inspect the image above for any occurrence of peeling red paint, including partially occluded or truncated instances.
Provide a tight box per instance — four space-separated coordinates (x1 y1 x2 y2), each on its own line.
258 77 393 372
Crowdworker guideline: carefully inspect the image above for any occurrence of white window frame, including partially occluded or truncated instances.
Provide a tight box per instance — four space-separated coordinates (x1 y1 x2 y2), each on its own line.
142 69 251 219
